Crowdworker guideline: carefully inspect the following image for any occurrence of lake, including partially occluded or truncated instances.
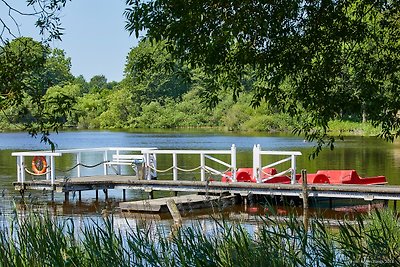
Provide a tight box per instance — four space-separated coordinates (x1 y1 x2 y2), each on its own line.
0 130 399 224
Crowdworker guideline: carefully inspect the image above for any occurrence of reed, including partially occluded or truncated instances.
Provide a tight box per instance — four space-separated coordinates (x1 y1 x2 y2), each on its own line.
0 208 399 266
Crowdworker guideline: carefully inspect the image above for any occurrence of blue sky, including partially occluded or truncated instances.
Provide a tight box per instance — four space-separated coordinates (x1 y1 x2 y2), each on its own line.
2 0 139 82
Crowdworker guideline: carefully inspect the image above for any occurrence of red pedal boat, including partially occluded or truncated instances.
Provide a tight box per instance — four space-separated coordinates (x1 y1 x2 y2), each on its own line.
222 168 386 185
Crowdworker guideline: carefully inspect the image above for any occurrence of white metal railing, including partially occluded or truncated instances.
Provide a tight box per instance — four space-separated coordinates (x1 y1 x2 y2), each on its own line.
12 144 301 185
252 144 302 184
141 144 237 181
12 147 157 185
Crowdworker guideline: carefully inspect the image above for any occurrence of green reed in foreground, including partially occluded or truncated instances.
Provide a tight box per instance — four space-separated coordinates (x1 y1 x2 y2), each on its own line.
0 209 399 267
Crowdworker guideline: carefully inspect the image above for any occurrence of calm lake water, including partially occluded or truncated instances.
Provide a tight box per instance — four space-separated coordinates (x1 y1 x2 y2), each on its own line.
0 130 399 226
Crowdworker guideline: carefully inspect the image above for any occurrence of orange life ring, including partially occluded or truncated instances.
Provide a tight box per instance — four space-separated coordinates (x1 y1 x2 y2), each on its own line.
32 156 48 174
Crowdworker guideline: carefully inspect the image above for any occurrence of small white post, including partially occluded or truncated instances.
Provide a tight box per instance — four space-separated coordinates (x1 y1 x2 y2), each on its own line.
200 153 205 181
77 152 82 177
253 144 262 183
145 152 151 180
116 149 121 175
20 156 25 184
151 153 157 179
173 153 178 181
16 157 20 182
16 156 21 183
50 156 55 185
291 154 297 184
252 145 257 182
46 156 51 181
231 144 237 182
103 150 108 175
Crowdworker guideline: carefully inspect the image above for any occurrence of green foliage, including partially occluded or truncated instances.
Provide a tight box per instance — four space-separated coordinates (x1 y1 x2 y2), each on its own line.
0 37 381 140
0 0 70 44
125 0 400 153
97 88 137 129
44 48 74 86
89 75 109 93
0 37 75 148
124 39 191 105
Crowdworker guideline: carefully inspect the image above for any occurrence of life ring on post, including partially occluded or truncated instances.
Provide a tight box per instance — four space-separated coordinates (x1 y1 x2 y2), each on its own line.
32 156 48 174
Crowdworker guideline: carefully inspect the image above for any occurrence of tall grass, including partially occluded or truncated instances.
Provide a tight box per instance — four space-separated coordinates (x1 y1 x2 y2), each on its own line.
0 209 399 266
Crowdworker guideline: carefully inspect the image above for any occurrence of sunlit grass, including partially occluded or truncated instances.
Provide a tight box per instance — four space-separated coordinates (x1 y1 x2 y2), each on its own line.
0 208 399 266
328 120 381 137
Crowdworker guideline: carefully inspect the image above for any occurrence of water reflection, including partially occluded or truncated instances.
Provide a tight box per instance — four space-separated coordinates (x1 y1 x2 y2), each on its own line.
0 131 398 223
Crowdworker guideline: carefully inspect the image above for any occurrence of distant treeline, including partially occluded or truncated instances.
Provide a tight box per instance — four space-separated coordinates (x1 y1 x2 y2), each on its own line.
0 38 378 136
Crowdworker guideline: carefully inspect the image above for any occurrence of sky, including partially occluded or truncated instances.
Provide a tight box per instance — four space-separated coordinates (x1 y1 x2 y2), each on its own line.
1 0 139 82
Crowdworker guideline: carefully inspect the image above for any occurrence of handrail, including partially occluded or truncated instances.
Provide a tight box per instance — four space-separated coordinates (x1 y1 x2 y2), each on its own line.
12 147 157 185
141 144 236 181
253 144 302 184
12 144 301 186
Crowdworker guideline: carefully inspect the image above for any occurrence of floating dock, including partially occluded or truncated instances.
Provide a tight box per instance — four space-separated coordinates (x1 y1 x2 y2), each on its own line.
119 194 237 212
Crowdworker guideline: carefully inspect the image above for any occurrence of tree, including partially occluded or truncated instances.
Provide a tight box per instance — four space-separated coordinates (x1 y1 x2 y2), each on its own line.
44 48 74 86
123 39 191 105
0 0 72 148
125 0 400 155
89 75 108 92
0 37 75 148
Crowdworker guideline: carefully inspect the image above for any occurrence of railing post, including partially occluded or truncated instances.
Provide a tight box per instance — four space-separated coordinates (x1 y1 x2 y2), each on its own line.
116 149 121 175
200 153 205 181
17 156 23 183
253 144 261 183
151 153 157 179
46 156 51 181
103 150 108 175
16 156 20 183
291 154 297 184
50 155 56 185
77 152 82 177
231 144 237 182
173 153 178 181
253 145 257 183
145 152 151 180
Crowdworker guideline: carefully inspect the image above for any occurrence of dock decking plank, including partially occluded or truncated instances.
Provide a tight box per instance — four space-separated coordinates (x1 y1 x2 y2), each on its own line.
13 175 400 201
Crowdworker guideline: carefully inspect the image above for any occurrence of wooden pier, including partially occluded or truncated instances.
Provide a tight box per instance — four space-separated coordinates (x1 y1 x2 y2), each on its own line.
11 146 400 213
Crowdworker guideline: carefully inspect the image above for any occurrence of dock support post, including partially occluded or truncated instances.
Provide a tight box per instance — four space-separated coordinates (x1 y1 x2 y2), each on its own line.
103 189 108 200
301 169 309 229
394 200 397 212
122 189 126 201
78 191 82 202
51 185 56 202
384 200 389 208
95 190 99 201
64 192 69 202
